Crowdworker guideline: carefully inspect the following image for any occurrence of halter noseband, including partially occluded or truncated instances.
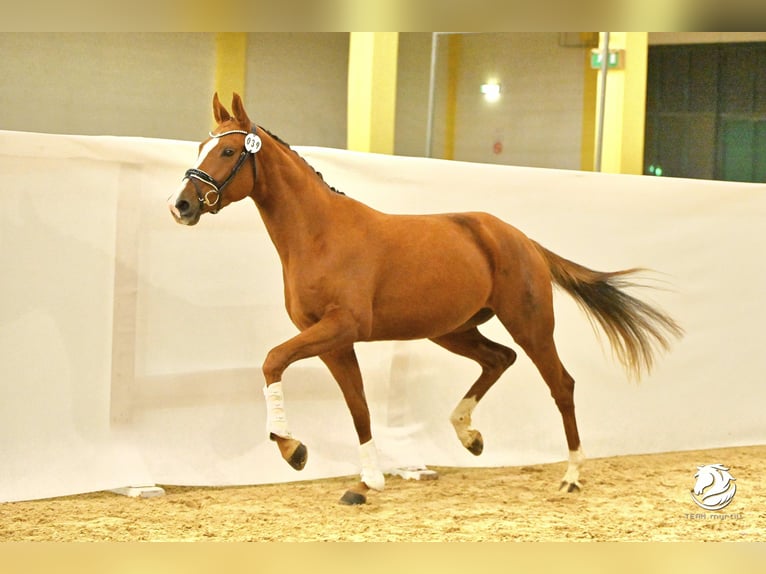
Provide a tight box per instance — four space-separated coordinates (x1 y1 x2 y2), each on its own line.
184 126 262 214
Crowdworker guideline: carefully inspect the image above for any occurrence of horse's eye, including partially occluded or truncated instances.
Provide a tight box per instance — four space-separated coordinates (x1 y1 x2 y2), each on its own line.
222 148 235 157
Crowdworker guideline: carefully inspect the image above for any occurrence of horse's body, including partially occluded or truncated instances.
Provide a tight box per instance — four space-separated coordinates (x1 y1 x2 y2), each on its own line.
169 93 683 504
284 207 529 341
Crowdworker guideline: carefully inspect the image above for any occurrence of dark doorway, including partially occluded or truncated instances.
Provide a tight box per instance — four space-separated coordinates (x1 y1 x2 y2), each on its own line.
644 42 766 182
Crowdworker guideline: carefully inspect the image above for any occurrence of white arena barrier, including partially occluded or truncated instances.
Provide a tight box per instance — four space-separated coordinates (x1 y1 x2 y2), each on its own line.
1 129 765 502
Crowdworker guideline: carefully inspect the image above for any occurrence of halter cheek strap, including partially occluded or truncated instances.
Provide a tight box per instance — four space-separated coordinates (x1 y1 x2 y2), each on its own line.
183 125 261 214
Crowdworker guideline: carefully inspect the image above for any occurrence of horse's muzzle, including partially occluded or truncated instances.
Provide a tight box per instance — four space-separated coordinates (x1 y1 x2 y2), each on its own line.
168 186 201 225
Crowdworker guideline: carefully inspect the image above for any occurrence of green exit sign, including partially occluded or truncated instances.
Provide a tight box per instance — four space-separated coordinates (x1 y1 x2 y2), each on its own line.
590 49 625 70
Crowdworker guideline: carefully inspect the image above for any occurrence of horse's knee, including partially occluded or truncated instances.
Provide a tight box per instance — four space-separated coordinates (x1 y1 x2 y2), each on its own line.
262 349 286 383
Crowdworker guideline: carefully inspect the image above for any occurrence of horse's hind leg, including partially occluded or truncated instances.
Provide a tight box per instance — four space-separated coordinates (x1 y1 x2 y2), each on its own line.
430 327 517 456
319 346 384 505
533 354 584 493
496 306 585 492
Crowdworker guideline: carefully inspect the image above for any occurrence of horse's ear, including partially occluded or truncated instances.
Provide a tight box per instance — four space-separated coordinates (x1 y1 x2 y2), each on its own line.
213 92 231 124
231 92 251 127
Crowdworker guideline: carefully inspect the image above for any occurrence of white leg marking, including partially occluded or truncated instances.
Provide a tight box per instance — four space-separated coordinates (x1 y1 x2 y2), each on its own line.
450 397 479 447
359 439 385 491
561 446 585 489
263 382 292 438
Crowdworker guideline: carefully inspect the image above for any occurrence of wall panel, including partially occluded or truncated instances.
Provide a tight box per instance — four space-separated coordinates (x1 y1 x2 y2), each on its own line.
0 33 214 140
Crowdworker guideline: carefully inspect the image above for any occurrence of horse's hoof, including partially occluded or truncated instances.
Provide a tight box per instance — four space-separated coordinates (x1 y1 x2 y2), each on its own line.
272 434 308 471
467 435 483 456
339 490 367 505
559 480 581 493
288 442 308 471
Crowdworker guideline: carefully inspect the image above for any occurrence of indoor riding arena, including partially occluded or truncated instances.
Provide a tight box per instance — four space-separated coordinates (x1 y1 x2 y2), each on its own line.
1 32 765 553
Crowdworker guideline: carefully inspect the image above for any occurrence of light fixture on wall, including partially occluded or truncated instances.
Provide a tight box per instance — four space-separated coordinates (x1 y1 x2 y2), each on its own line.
480 81 501 102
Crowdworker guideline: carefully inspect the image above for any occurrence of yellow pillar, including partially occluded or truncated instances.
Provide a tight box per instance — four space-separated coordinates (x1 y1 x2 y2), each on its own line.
596 32 648 174
443 34 461 161
347 32 399 154
214 33 248 122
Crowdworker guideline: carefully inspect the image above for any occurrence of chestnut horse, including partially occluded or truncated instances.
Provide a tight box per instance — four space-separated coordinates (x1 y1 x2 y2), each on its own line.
169 93 683 505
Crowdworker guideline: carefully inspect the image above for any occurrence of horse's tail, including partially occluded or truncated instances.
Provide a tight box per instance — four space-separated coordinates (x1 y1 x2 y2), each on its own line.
532 241 683 380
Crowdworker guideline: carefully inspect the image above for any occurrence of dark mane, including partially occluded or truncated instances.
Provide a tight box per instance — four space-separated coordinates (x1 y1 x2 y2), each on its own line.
260 127 345 196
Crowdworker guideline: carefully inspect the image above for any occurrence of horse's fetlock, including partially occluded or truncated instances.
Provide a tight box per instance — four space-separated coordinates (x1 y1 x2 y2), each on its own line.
450 412 470 428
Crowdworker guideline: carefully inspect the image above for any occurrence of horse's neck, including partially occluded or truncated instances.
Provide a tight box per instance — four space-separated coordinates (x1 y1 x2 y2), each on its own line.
251 139 339 262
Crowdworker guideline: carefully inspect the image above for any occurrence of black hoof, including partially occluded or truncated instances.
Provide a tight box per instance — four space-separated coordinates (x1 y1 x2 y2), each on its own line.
339 490 367 505
288 442 308 471
467 437 483 456
559 481 581 493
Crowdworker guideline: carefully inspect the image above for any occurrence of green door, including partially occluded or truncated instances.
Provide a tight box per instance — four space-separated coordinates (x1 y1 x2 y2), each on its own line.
718 119 766 183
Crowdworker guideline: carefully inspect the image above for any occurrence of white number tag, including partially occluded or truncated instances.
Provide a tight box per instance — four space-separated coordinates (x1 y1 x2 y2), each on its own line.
245 133 262 153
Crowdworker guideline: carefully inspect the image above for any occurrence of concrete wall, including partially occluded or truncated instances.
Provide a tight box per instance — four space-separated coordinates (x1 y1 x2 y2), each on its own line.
394 32 433 158
3 33 761 170
0 33 215 140
452 32 587 169
394 32 590 170
0 33 589 170
245 33 349 148
0 32 352 146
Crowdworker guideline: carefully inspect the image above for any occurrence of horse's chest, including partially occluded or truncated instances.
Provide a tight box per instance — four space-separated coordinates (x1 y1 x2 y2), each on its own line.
282 273 337 328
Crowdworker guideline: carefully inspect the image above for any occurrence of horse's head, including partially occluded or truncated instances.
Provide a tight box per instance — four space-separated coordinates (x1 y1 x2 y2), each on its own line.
168 92 261 225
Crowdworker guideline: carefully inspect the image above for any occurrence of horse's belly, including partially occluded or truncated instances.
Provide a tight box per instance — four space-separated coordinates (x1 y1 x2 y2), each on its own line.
368 258 493 340
368 304 485 340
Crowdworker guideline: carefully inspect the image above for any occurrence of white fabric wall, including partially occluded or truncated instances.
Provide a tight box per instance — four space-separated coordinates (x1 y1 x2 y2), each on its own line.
1 130 764 502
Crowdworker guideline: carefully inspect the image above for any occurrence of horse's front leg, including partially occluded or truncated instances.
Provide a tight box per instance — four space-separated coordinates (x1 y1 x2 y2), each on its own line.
320 347 384 505
261 307 360 476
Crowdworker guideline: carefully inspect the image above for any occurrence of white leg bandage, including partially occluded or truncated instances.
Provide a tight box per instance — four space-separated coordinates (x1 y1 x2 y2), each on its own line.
359 439 385 491
263 382 291 438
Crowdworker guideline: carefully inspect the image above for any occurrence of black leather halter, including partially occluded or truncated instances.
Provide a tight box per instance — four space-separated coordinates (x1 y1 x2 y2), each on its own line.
184 125 260 214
